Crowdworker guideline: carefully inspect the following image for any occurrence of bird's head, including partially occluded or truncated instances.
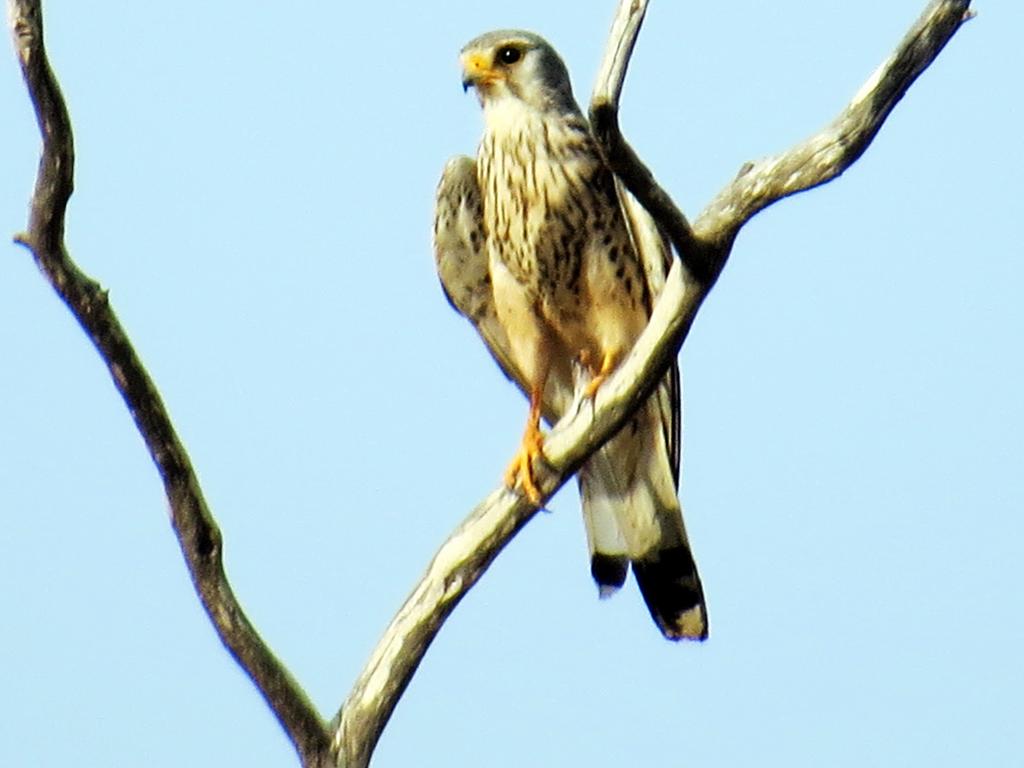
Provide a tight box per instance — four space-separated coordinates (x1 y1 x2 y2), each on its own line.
460 30 578 115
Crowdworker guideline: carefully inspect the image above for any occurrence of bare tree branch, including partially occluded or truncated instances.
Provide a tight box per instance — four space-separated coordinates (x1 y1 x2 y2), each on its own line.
692 0 977 252
331 2 972 766
6 2 332 765
11 0 973 765
331 487 537 767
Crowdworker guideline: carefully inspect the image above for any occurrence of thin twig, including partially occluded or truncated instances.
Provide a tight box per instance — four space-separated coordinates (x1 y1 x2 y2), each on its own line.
331 1 972 765
6 2 331 764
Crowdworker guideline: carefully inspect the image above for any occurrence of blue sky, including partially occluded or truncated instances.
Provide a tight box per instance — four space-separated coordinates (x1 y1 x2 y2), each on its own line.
1 1 1020 766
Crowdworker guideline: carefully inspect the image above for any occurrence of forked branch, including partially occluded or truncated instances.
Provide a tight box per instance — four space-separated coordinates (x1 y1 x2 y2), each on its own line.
9 0 972 767
332 2 973 767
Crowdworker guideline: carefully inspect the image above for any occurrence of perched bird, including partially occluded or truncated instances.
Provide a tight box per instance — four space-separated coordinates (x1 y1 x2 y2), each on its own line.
433 30 707 640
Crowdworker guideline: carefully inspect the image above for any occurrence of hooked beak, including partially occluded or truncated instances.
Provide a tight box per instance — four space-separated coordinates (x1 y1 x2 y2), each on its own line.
460 51 499 92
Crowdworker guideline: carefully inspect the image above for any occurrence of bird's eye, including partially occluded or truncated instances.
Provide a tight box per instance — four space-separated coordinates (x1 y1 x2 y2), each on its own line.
497 46 521 65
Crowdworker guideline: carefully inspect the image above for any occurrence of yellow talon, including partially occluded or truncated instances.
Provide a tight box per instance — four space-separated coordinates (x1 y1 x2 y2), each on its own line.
505 388 546 505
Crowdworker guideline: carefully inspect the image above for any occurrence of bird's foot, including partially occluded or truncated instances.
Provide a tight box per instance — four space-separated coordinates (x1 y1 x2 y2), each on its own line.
504 420 545 505
583 372 607 400
583 351 618 400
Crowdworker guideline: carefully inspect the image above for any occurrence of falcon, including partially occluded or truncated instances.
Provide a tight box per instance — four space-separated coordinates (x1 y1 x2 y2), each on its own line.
433 29 707 640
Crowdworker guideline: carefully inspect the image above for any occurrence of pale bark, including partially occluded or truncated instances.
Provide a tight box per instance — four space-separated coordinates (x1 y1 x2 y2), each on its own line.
7 1 972 766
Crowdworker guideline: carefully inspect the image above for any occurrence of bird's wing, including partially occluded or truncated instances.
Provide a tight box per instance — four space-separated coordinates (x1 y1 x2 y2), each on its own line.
609 180 708 640
616 181 681 486
433 155 630 581
434 157 520 392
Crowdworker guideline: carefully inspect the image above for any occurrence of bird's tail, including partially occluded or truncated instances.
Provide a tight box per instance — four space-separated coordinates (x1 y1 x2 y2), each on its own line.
622 446 707 640
579 398 707 641
579 447 630 595
632 538 707 641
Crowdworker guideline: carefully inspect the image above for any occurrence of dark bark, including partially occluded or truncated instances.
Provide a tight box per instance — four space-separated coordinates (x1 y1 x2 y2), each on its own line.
8 1 972 766
8 1 331 765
